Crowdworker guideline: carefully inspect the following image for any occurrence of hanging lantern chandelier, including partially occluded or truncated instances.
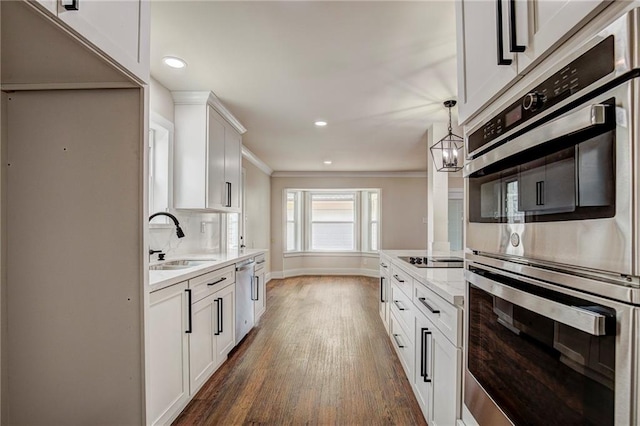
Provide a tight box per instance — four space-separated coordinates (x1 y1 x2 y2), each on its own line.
429 100 464 172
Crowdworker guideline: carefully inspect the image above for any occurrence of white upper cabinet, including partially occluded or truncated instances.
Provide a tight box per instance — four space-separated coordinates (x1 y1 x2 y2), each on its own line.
34 0 150 83
172 91 246 213
456 0 609 123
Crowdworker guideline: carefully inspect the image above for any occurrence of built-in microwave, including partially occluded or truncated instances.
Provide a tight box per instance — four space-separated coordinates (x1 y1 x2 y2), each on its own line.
463 10 640 277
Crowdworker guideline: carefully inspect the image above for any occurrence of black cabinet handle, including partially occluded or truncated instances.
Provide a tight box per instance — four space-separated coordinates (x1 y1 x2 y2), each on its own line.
380 277 385 303
214 298 221 335
226 182 232 207
536 181 545 205
393 274 404 283
250 277 258 301
220 298 224 333
256 276 260 301
61 0 79 11
215 297 224 335
418 297 441 314
207 276 227 286
380 262 388 268
421 328 432 383
185 289 192 334
509 0 525 53
392 333 405 348
393 300 407 311
496 0 512 65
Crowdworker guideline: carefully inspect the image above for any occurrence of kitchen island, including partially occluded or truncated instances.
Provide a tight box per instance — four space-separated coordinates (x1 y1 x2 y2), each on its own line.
379 249 465 426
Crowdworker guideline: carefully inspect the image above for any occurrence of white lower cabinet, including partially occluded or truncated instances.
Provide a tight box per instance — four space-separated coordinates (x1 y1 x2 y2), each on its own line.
148 282 190 426
415 310 461 426
379 255 391 331
431 327 462 426
253 254 267 322
413 314 433 422
189 282 236 395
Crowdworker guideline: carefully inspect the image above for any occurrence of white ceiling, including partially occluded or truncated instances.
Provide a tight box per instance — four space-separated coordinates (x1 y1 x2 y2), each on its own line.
150 1 458 173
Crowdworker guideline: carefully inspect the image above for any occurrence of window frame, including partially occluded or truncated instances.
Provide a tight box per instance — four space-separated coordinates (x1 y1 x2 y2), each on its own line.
283 188 380 255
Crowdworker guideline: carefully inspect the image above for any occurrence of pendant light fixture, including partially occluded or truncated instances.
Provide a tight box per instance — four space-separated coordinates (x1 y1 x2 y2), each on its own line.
430 100 464 172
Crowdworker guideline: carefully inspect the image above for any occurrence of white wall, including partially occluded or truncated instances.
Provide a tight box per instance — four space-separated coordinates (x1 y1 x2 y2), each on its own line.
270 174 427 277
243 158 271 274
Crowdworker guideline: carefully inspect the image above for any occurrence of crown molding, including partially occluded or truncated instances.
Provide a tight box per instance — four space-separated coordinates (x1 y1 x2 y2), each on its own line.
242 146 273 176
171 90 247 134
271 171 427 178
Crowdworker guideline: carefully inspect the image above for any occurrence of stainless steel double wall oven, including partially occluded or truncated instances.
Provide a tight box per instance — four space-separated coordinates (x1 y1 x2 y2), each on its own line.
463 8 640 425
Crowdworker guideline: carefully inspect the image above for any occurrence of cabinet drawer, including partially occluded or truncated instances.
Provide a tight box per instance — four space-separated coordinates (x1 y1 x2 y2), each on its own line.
390 283 414 335
414 280 462 347
390 265 413 299
254 254 266 272
189 265 235 303
390 310 414 379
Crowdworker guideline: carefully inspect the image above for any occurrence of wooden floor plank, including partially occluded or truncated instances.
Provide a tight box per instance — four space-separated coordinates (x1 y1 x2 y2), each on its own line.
173 275 427 425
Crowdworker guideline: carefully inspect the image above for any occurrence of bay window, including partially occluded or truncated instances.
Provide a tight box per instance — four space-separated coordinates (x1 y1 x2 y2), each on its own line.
284 189 380 253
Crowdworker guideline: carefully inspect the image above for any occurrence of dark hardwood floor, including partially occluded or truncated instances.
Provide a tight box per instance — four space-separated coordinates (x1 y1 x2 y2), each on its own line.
173 275 427 425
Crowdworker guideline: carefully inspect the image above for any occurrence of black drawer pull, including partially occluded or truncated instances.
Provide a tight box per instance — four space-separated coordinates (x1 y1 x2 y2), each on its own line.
393 300 407 311
418 297 440 314
393 274 404 283
207 276 227 286
392 334 405 348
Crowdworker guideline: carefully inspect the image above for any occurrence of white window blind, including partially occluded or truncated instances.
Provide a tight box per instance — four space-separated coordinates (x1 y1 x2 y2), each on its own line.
310 193 355 251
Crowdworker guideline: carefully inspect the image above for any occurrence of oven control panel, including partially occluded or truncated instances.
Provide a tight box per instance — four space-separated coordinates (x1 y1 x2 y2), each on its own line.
469 35 615 156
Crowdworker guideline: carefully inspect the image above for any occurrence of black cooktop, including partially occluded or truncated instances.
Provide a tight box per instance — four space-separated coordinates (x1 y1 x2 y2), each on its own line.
398 256 463 268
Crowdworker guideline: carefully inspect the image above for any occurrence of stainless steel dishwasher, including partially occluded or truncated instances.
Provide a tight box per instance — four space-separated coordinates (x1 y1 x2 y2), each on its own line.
235 258 255 343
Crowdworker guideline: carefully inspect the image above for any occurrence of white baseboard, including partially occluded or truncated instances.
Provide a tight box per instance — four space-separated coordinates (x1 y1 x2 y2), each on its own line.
268 268 378 279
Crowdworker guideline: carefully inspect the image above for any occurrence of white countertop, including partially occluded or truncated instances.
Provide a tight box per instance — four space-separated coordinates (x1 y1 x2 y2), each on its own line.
149 249 267 291
380 249 465 306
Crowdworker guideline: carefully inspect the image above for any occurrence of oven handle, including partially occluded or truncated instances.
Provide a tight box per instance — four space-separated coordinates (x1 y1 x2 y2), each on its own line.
464 103 609 177
465 266 608 336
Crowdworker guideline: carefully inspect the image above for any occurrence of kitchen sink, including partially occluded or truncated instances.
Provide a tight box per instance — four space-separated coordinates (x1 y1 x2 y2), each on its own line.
149 259 213 270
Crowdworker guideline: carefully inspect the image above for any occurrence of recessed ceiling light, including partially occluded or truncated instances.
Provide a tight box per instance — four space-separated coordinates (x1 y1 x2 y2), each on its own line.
162 56 187 69
323 160 332 165
314 121 328 127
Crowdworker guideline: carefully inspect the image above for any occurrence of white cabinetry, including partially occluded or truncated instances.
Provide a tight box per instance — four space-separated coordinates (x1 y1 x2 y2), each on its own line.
173 91 245 213
456 0 609 123
379 254 391 332
188 266 236 395
253 253 267 322
34 0 150 82
412 279 462 425
381 255 463 426
148 282 190 426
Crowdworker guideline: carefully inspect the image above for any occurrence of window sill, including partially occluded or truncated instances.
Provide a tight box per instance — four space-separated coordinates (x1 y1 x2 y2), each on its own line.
283 251 379 258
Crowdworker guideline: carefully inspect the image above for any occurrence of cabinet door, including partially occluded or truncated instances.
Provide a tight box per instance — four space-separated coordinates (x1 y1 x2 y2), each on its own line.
215 284 236 363
189 294 217 394
56 0 150 82
149 282 190 426
224 125 242 212
253 270 266 322
518 0 609 72
378 276 386 323
456 0 518 123
206 107 227 210
431 329 462 426
413 313 434 421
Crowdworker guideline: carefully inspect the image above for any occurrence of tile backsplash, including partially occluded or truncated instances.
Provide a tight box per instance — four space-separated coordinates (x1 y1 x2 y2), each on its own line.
149 210 222 258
